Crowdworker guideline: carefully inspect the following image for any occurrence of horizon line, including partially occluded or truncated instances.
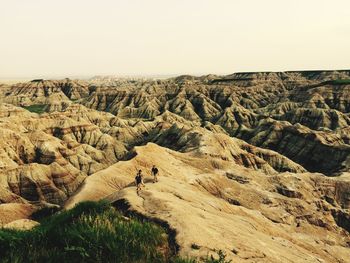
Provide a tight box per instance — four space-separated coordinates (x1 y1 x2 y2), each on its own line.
1 68 350 81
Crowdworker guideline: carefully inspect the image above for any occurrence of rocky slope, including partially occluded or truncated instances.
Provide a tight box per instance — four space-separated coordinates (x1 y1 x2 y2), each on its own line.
0 70 350 262
66 143 350 262
0 103 128 208
81 71 350 175
0 102 303 208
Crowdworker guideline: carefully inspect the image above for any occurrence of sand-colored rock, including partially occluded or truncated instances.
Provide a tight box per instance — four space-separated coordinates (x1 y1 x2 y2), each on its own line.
1 72 349 174
1 71 350 262
0 78 89 106
3 219 39 230
66 143 350 262
0 203 36 226
80 71 350 174
0 104 128 206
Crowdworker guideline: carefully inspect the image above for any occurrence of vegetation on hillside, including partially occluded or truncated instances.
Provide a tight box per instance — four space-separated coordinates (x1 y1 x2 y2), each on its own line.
0 201 231 263
22 104 47 114
0 201 168 263
326 79 350 85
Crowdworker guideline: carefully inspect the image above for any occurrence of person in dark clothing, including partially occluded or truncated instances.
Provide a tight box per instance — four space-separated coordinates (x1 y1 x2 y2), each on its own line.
135 169 144 194
151 165 159 183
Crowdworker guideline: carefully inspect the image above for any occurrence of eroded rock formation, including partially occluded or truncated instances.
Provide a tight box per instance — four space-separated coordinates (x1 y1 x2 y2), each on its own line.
0 70 350 262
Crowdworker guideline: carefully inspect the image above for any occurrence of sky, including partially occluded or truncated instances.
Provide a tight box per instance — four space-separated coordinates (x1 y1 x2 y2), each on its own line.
0 0 350 78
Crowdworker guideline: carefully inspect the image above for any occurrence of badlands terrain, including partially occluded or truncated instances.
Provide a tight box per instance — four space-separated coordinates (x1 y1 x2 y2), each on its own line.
0 71 350 262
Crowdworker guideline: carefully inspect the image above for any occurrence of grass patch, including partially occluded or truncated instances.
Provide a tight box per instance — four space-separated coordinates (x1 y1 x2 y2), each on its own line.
326 79 350 85
0 201 232 263
0 201 168 263
22 104 47 114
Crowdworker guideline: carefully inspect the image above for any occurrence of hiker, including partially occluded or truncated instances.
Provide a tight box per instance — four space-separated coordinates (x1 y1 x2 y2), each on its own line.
135 169 144 194
151 165 159 183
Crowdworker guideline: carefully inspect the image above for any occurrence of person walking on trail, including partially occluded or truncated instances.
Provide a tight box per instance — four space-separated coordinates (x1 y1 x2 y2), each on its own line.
135 169 144 194
151 165 159 183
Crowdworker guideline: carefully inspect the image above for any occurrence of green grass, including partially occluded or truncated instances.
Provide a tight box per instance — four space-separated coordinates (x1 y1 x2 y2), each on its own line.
0 201 167 263
0 201 232 263
327 79 350 85
22 104 47 114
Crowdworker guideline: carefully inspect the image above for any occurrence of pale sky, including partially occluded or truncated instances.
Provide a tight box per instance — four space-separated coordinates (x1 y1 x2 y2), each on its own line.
0 0 349 78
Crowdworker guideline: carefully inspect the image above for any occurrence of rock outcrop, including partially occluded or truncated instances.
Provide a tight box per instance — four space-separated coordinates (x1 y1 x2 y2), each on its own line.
0 104 128 206
66 143 350 263
78 71 350 174
1 71 350 262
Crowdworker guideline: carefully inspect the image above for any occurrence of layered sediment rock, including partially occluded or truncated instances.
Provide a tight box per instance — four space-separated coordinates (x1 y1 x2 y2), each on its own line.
79 71 350 174
0 104 128 206
1 71 350 262
66 143 350 263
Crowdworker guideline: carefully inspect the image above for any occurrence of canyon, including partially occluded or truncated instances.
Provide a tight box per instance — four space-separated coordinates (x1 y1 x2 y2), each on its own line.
0 70 350 262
